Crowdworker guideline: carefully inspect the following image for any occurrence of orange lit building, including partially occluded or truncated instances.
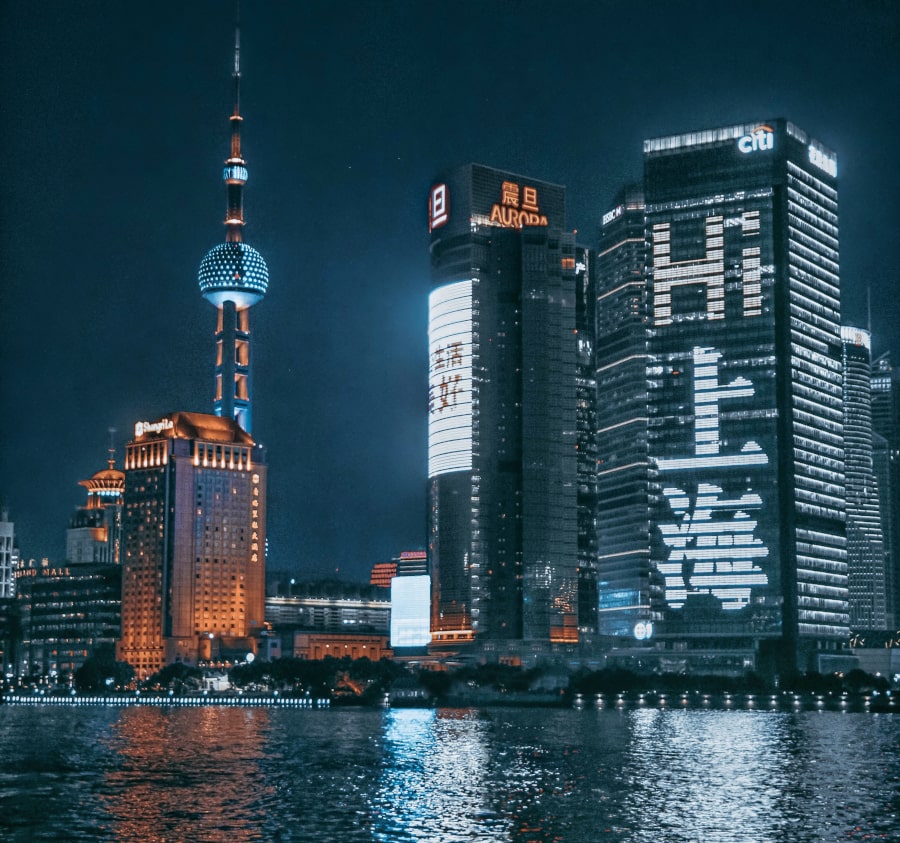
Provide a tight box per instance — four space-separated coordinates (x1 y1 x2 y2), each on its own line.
117 412 266 678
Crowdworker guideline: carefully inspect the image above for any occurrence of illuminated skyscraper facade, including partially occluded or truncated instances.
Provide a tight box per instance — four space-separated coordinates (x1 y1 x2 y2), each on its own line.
117 413 266 679
427 164 580 646
841 327 887 629
595 186 662 639
198 19 268 433
17 456 125 676
0 510 16 599
66 456 124 566
871 353 900 628
643 120 848 674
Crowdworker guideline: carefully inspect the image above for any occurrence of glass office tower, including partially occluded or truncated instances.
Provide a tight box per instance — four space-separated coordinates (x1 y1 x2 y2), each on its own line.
643 120 848 674
842 328 888 630
595 186 664 640
871 353 900 629
427 164 581 648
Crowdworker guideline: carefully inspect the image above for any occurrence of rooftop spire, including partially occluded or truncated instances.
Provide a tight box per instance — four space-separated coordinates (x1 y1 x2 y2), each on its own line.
225 0 246 244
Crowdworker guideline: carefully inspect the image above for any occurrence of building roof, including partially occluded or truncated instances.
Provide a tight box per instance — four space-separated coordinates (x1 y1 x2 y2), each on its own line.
133 412 255 445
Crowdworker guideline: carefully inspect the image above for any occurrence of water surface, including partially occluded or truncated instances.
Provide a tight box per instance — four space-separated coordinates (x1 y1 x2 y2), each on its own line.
0 706 897 841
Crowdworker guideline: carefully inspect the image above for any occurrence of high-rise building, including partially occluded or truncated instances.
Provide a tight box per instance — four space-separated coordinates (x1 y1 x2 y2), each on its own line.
595 185 663 640
574 245 599 635
0 510 19 673
198 18 268 433
0 510 16 599
639 120 848 675
426 164 581 648
117 413 266 678
17 558 121 677
16 453 124 677
66 451 124 565
841 327 888 629
871 352 900 628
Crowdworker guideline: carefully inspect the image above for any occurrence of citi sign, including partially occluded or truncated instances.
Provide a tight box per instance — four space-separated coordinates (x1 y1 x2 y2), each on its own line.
737 125 774 154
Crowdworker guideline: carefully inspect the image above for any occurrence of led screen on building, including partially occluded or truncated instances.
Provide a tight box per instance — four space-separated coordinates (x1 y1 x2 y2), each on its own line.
428 280 473 478
390 575 432 648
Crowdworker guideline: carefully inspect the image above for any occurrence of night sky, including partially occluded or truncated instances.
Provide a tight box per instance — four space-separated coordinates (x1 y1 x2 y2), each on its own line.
2 0 898 583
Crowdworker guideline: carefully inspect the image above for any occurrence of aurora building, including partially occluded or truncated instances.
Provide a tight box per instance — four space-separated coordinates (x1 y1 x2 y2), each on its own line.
426 164 585 648
639 120 848 674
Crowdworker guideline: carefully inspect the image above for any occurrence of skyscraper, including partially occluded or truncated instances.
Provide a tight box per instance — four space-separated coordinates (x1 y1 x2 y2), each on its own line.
198 17 268 433
117 413 266 678
841 327 888 629
17 453 123 677
0 510 16 599
66 449 124 566
638 120 848 675
871 352 899 628
427 164 581 650
595 186 662 640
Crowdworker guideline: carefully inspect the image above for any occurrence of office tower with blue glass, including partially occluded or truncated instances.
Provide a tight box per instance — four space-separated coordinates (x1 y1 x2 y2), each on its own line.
842 327 888 630
427 164 581 650
871 353 900 629
641 120 848 674
595 186 663 640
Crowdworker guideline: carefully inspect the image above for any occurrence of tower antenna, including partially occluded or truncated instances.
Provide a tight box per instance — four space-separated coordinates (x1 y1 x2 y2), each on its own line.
866 284 872 337
107 427 117 470
233 0 241 123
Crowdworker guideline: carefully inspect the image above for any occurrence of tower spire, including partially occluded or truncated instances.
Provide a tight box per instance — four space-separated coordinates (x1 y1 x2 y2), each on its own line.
198 1 269 434
226 1 246 244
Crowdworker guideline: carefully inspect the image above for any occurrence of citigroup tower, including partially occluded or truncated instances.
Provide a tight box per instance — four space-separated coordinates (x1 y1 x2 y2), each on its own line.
643 119 848 674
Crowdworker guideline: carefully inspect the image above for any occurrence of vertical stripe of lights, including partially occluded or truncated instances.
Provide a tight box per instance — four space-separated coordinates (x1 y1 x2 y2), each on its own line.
428 280 473 477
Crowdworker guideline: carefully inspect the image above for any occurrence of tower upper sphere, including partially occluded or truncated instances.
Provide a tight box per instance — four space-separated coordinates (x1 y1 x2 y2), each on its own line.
199 242 268 308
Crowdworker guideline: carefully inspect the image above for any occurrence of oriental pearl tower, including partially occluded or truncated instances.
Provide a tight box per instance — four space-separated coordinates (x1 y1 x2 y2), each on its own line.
198 10 268 434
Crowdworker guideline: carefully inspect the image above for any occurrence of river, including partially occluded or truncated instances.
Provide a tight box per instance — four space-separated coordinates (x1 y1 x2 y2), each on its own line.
0 705 897 842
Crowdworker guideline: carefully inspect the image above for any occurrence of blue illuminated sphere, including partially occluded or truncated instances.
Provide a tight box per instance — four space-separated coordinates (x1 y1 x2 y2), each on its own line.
198 242 269 308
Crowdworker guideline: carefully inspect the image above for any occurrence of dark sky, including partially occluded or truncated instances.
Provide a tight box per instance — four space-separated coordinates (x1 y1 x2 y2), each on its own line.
1 0 898 583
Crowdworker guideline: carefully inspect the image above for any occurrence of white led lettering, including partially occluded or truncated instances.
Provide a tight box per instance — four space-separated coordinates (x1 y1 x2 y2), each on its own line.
737 126 774 154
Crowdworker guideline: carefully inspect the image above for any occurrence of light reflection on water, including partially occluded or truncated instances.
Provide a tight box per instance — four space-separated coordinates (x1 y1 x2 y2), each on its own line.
372 708 510 841
99 706 273 842
0 705 897 842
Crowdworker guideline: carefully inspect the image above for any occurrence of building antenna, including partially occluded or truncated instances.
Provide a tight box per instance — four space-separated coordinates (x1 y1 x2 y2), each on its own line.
866 284 872 337
107 427 117 469
233 0 241 119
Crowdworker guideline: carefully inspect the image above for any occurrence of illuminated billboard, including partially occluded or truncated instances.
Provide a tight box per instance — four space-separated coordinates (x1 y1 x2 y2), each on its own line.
428 280 473 478
656 346 771 610
390 575 432 648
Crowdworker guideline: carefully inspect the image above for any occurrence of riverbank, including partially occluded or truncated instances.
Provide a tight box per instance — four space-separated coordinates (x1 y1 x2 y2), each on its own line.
4 689 895 712
1 692 330 708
